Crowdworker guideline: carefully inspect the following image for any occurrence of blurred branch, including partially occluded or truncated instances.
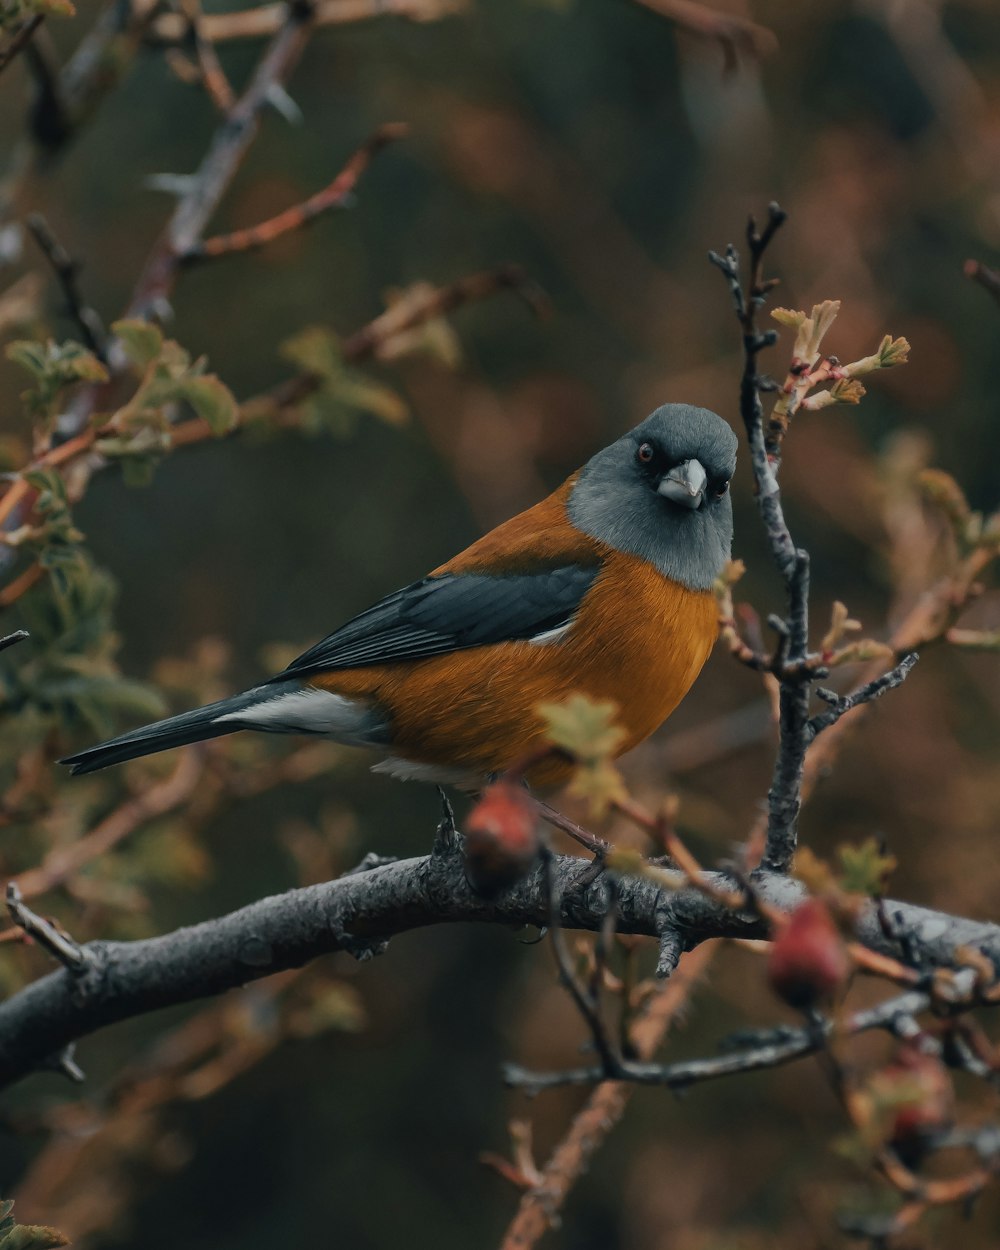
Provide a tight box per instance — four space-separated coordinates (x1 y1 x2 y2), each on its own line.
121 3 314 324
148 0 467 46
177 0 236 113
497 943 716 1250
12 750 203 899
0 5 316 585
340 264 550 359
0 14 44 77
179 122 410 264
632 0 776 72
25 212 107 358
964 258 1000 309
0 842 998 1092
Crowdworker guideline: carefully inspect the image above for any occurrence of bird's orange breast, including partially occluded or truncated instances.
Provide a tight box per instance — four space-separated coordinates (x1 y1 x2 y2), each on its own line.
312 525 718 787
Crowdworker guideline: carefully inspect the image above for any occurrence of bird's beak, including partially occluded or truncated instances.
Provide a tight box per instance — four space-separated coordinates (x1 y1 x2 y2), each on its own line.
657 458 707 510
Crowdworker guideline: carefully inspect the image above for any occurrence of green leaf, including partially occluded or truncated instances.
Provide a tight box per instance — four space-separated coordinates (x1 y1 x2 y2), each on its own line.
111 318 164 368
0 1201 67 1250
279 326 343 380
330 373 408 427
837 837 897 897
181 375 238 435
0 1223 69 1250
5 339 108 424
4 341 48 379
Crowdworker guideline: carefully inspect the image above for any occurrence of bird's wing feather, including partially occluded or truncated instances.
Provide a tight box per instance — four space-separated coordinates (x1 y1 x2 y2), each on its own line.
277 563 601 678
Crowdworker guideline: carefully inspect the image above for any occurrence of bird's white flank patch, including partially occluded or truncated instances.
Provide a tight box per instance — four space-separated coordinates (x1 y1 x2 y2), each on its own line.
527 622 572 645
371 756 478 787
214 686 376 741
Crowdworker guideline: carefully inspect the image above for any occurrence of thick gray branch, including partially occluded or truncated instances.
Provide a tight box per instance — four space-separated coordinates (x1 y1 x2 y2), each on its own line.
0 846 998 1093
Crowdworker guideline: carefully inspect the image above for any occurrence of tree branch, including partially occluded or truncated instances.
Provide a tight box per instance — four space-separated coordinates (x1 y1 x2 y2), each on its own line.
0 846 997 1093
504 989 933 1095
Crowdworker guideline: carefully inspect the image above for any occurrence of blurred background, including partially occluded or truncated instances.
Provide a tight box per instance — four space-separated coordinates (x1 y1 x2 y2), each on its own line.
0 0 999 1246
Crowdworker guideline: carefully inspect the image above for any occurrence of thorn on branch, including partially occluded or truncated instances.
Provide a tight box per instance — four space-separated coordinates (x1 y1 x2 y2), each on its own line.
343 852 399 877
43 1043 85 1083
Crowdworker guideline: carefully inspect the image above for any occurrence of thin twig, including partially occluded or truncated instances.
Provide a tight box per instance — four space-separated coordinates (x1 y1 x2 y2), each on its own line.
25 212 107 358
498 943 716 1250
5 882 90 973
964 258 1000 309
179 0 236 113
504 990 931 1095
181 122 409 263
542 850 620 1077
531 797 609 858
339 264 551 360
0 13 44 77
808 652 919 742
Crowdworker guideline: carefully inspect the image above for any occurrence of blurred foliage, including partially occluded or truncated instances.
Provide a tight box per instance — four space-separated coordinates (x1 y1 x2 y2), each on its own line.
0 1200 66 1250
0 561 163 751
277 325 408 434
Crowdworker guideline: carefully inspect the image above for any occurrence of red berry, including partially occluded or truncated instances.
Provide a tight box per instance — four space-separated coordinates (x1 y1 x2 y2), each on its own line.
463 783 540 895
767 897 850 1009
882 1043 954 1160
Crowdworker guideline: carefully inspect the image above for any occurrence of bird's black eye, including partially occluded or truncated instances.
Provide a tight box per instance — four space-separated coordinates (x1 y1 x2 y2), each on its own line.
715 479 731 498
637 442 655 464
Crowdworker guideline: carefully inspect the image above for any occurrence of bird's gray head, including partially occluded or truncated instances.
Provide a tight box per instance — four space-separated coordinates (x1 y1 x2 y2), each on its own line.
567 404 738 591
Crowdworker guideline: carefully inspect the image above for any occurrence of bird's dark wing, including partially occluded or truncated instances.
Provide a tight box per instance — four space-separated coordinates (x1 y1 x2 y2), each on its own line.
277 564 601 678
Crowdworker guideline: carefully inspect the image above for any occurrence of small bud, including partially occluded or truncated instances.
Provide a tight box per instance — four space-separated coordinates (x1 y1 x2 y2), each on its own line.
767 898 849 1009
463 783 540 896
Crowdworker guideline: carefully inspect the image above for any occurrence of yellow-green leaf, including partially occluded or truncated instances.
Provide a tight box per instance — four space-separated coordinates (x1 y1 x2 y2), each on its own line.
182 375 238 435
280 326 343 381
537 693 626 762
111 319 164 368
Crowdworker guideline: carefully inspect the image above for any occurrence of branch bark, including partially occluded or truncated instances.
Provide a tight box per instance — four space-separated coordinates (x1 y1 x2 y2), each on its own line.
0 843 997 1093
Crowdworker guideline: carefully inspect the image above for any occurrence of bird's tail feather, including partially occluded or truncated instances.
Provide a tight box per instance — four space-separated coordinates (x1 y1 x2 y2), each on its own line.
59 687 274 775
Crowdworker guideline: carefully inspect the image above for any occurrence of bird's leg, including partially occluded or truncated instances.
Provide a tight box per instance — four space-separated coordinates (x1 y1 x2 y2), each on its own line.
432 785 460 857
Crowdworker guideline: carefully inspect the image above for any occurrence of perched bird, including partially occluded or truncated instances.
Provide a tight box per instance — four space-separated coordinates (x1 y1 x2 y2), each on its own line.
61 404 737 787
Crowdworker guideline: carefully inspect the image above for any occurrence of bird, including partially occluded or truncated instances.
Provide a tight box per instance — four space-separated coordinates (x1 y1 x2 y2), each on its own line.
61 403 738 788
